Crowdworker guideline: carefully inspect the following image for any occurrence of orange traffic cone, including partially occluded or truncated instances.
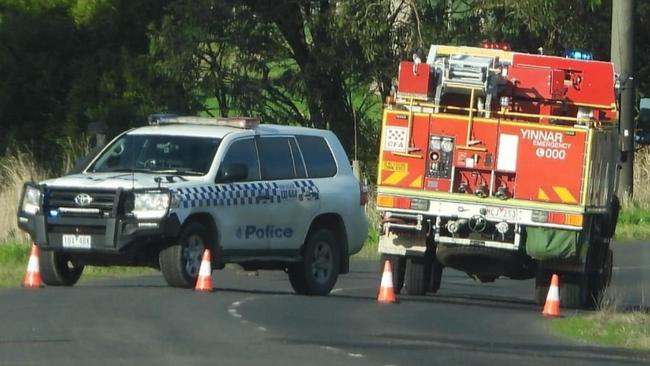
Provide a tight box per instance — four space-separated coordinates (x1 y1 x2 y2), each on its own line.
377 260 397 304
542 274 561 317
194 249 213 292
23 244 42 288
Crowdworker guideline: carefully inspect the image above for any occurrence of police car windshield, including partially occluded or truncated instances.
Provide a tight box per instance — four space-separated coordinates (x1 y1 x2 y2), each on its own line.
89 134 221 175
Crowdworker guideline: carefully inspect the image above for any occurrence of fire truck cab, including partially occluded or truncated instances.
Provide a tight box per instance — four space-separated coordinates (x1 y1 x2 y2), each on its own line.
376 44 619 309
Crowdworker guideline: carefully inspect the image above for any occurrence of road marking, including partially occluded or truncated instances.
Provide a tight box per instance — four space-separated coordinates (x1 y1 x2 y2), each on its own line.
613 265 650 270
228 289 369 360
321 346 343 353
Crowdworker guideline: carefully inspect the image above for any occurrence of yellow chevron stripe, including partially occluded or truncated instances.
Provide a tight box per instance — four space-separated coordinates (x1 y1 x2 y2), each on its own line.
383 172 409 185
553 186 577 204
538 188 550 201
409 176 423 188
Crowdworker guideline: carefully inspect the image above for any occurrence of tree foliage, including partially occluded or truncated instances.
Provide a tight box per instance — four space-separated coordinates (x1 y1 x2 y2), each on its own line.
0 0 649 174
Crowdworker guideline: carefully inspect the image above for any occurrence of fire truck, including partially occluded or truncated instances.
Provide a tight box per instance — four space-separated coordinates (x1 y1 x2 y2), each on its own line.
376 44 620 309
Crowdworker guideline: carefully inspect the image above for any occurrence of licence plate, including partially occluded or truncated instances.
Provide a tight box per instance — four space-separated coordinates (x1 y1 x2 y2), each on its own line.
62 234 92 249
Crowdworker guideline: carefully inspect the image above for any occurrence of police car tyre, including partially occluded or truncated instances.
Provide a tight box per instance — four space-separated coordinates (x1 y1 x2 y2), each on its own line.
289 228 340 296
160 222 209 288
380 254 406 294
405 256 430 296
39 249 84 286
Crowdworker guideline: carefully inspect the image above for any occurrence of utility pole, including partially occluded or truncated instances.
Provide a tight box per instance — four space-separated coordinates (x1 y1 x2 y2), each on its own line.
611 0 635 197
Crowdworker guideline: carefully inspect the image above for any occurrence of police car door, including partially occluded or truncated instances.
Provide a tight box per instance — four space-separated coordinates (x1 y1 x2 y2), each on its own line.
257 136 320 251
214 137 268 251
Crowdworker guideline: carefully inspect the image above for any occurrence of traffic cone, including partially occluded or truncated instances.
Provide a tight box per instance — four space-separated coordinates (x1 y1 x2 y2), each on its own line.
377 259 397 304
542 274 561 317
194 249 213 292
23 244 42 288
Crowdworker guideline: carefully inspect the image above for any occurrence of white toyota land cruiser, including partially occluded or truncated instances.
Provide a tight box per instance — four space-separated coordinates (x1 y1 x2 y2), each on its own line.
17 116 368 295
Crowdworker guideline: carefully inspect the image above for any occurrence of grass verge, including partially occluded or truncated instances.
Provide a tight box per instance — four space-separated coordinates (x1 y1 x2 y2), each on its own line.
0 243 156 288
549 312 650 351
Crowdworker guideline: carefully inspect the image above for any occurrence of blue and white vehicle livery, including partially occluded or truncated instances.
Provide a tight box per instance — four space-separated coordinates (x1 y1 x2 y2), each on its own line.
17 116 368 295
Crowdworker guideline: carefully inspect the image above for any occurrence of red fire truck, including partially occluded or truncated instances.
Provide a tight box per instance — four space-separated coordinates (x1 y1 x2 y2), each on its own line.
376 44 620 309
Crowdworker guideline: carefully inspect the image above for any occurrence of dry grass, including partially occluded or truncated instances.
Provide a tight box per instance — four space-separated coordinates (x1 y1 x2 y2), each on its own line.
0 149 50 244
632 147 650 208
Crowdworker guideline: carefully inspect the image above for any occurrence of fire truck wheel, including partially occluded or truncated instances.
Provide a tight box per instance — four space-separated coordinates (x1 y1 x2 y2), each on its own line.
405 256 430 296
159 222 208 288
379 254 405 294
600 196 620 238
560 273 590 309
534 271 551 307
589 248 613 307
39 249 84 286
288 228 340 296
428 259 443 293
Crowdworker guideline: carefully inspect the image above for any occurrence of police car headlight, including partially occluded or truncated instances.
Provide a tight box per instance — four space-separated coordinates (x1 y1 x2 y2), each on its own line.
21 185 41 215
132 192 170 219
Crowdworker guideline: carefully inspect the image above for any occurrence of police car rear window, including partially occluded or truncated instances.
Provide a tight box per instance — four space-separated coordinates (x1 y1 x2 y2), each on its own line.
296 135 337 178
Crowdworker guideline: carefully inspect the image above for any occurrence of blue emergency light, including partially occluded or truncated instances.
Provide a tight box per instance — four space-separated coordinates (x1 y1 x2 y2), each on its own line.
564 50 593 60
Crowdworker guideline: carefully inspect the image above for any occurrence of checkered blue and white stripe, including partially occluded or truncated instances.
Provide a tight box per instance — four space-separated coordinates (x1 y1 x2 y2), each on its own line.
173 180 318 209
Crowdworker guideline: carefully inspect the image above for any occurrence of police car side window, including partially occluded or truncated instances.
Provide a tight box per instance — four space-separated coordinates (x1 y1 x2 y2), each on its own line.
219 138 260 181
258 137 295 180
296 135 337 178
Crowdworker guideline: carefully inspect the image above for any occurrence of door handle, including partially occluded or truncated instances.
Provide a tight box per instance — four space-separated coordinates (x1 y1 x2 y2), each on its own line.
302 191 319 200
256 194 271 202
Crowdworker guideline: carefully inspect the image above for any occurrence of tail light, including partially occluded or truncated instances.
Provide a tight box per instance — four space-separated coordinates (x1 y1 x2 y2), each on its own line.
376 194 429 211
360 180 368 206
532 210 583 227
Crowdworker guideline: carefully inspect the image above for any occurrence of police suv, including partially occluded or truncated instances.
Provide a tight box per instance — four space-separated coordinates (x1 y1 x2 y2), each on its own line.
17 116 368 295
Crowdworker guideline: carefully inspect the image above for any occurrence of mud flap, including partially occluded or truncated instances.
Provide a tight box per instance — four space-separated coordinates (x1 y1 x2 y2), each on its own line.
525 227 580 260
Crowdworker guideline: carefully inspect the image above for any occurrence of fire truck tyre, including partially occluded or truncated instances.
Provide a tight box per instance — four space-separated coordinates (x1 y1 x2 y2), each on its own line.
428 259 443 293
534 271 551 307
405 256 431 296
39 249 84 286
560 273 590 309
590 249 614 307
288 229 340 296
601 196 620 238
159 222 208 288
380 254 406 294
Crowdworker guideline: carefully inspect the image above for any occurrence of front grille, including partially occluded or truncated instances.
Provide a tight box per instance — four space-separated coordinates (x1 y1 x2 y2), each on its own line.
48 225 106 235
46 188 118 217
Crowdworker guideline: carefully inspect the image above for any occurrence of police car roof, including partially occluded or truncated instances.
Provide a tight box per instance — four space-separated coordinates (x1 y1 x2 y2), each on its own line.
129 123 331 139
128 123 251 138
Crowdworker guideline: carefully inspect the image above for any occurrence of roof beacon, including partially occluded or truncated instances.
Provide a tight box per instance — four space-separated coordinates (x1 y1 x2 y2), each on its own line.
149 115 260 129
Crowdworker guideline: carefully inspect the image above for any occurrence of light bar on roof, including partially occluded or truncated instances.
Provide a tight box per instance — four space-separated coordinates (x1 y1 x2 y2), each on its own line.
149 115 260 129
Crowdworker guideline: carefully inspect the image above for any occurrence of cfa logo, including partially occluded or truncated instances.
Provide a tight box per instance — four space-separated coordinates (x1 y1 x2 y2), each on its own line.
236 225 294 239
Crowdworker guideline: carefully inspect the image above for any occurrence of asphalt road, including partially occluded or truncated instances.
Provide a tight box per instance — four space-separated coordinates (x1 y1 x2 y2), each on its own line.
0 243 649 366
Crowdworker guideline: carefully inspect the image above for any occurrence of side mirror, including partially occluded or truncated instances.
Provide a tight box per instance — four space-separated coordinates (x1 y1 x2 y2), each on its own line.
216 163 248 183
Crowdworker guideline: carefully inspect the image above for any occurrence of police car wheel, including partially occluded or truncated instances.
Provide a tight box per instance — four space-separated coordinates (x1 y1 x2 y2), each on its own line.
39 249 84 286
160 222 208 288
289 229 340 296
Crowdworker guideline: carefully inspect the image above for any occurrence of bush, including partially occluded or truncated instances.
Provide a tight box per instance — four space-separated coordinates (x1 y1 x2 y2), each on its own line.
0 149 49 244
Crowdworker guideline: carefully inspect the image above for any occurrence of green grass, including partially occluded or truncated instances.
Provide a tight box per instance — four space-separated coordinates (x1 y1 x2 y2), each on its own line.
0 243 155 288
614 207 650 241
549 312 650 351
